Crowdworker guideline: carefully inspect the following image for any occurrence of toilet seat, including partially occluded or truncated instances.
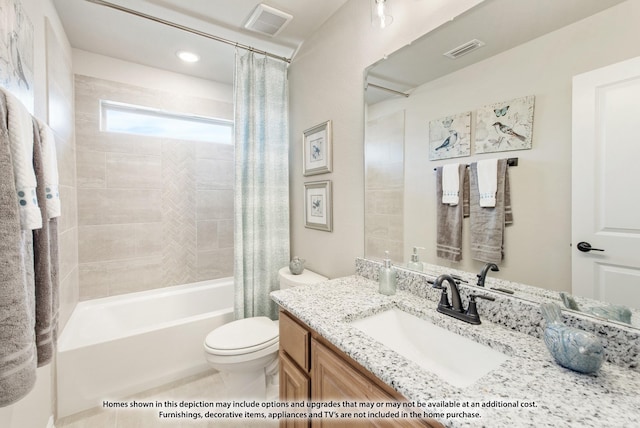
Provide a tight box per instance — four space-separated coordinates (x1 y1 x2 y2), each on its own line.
204 316 278 356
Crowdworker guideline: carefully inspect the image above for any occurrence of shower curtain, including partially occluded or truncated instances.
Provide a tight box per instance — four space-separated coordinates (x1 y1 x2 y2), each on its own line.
233 51 290 320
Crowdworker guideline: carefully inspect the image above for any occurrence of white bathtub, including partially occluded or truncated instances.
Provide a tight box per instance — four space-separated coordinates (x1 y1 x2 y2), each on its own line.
57 278 234 418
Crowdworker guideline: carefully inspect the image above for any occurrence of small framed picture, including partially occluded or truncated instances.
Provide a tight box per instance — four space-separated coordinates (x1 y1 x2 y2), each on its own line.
303 120 332 176
304 180 332 232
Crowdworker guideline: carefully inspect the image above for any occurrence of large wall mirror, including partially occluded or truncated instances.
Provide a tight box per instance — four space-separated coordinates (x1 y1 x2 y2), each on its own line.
364 0 640 328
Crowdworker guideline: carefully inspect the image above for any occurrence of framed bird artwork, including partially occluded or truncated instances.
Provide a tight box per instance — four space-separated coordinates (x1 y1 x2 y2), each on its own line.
0 0 35 112
475 95 535 153
428 111 471 160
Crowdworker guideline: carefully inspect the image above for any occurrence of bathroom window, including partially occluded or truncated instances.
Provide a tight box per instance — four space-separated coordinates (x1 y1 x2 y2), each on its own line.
100 100 233 144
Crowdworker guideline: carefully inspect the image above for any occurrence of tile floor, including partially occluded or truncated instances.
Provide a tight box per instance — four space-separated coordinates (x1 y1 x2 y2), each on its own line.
56 370 278 428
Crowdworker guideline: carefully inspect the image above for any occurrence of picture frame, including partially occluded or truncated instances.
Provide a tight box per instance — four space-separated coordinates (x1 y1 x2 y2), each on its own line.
428 111 471 160
475 95 535 153
303 120 332 176
304 180 332 232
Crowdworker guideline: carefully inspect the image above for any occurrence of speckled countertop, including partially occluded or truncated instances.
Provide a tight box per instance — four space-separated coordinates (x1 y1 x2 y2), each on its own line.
271 275 640 428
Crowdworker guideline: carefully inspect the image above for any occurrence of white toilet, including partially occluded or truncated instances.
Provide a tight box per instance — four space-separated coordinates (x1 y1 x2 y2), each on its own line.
203 266 327 399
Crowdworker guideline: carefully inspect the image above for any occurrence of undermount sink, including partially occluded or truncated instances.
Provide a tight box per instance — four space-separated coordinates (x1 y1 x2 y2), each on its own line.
351 308 509 388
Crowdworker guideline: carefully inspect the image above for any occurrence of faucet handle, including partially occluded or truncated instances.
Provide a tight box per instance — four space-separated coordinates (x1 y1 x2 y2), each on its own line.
465 294 496 323
470 294 496 302
436 286 451 309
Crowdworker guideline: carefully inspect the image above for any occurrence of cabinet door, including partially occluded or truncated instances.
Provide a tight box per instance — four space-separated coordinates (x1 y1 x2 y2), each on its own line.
279 352 310 428
311 339 391 428
311 339 442 428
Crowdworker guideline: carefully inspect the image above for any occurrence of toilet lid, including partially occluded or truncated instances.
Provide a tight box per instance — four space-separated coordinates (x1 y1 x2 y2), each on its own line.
205 317 278 353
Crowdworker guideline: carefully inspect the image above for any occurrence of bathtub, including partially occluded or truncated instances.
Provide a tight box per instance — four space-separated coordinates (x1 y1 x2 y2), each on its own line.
57 278 234 418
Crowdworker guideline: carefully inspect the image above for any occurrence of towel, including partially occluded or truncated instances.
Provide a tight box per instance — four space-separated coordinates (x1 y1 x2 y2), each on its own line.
436 164 467 262
36 120 61 219
31 118 59 366
469 159 513 263
0 91 37 407
2 88 41 230
477 159 498 207
442 163 461 205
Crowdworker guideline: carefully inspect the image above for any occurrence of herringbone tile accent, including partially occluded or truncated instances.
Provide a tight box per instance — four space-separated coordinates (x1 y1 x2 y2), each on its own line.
161 140 197 286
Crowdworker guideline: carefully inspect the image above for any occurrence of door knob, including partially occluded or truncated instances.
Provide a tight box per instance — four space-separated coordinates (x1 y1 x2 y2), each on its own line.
577 241 605 253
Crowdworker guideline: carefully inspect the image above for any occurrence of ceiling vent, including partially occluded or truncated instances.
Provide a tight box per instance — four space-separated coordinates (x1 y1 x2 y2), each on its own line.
443 39 485 59
244 4 293 37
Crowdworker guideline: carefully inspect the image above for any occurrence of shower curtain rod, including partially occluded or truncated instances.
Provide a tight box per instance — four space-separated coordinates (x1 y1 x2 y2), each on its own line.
366 83 410 98
84 0 292 64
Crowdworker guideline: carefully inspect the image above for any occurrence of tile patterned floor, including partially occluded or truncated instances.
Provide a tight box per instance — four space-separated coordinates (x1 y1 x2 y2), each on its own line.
56 371 278 428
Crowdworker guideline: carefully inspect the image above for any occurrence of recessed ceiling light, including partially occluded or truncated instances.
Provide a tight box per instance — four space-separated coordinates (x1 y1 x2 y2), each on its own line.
177 51 200 63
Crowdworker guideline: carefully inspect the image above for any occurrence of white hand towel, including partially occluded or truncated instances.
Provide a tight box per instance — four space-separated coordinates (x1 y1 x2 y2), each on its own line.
36 120 61 219
477 159 498 207
442 163 460 206
2 89 41 230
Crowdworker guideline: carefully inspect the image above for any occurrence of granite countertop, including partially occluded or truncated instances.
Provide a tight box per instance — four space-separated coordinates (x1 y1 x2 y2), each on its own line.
271 275 640 428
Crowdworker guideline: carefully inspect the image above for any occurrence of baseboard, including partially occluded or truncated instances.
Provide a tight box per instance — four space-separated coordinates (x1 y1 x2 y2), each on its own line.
46 415 55 428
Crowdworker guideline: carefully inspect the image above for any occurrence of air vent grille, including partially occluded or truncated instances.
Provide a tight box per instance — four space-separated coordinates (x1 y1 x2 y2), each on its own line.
244 4 293 37
443 39 485 59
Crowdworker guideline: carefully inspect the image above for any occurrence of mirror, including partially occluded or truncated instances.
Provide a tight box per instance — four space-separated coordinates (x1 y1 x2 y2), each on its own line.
363 0 640 328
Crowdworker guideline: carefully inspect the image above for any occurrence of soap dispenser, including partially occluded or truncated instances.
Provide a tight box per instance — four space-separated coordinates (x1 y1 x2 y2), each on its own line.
407 246 425 272
379 251 397 296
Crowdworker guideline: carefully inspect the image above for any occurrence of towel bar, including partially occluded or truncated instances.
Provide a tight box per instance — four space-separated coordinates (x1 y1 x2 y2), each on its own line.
433 157 518 171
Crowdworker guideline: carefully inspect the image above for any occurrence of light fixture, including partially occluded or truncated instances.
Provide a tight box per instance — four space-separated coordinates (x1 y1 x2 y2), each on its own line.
371 0 393 29
176 50 200 63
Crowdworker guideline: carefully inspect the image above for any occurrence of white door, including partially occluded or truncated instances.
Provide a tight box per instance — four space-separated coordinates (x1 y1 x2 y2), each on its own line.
572 56 640 310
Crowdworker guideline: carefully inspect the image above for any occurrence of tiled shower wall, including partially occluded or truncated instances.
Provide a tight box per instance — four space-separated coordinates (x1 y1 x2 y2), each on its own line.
74 75 234 300
46 21 78 330
364 110 405 262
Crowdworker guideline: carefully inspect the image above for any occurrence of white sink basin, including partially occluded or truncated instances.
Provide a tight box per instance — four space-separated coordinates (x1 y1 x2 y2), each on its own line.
351 308 509 388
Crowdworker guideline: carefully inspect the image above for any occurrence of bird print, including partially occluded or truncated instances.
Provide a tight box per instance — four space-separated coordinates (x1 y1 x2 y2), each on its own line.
435 130 458 151
9 31 29 90
492 122 525 142
494 106 509 117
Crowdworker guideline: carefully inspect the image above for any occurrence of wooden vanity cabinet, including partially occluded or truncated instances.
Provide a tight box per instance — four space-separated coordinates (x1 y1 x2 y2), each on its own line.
278 309 444 428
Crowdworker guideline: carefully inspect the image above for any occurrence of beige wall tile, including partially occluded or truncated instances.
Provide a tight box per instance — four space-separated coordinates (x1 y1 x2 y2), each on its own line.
75 123 162 156
196 141 234 160
196 159 233 189
196 220 218 251
79 256 164 299
56 138 76 188
78 224 137 263
196 190 233 221
106 153 162 189
135 223 163 258
196 248 234 281
217 219 234 248
58 227 78 282
76 150 106 188
57 266 79 332
77 188 162 225
58 184 77 234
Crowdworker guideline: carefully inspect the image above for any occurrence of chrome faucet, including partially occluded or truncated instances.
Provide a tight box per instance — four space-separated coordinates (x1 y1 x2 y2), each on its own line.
476 263 499 287
433 274 495 325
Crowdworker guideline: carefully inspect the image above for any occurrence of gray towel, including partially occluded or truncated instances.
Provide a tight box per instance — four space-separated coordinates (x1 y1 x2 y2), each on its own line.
436 164 467 262
469 159 513 263
0 92 36 407
31 118 58 366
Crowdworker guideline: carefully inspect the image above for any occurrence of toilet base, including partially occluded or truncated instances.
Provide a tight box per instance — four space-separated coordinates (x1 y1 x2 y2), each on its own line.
215 353 279 400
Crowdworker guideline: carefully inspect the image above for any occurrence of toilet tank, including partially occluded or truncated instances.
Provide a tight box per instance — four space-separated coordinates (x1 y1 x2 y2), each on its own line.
278 266 328 290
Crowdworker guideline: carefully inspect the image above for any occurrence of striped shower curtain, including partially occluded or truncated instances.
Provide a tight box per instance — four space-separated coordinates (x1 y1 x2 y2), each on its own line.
233 51 290 320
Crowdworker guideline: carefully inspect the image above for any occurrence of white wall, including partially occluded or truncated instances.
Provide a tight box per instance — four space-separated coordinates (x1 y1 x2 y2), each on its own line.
72 49 233 105
367 0 640 291
0 1 71 427
288 0 483 279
